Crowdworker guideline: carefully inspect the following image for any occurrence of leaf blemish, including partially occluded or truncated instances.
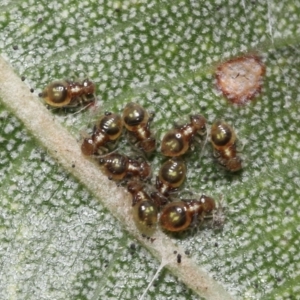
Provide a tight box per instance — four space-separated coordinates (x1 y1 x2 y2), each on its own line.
215 55 265 105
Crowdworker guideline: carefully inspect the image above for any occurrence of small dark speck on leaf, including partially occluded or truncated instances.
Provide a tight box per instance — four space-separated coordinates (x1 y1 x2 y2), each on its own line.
214 242 219 247
30 88 34 93
38 17 43 23
21 76 25 81
184 250 190 255
130 243 136 251
285 209 291 215
13 45 18 50
173 250 177 254
72 164 75 168
177 254 182 263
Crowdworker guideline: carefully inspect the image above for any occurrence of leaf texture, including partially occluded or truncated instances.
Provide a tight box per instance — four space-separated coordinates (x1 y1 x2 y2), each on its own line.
0 0 300 299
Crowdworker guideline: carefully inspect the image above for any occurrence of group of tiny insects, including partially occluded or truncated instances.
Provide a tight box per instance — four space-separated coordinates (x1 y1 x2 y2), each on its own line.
39 78 243 234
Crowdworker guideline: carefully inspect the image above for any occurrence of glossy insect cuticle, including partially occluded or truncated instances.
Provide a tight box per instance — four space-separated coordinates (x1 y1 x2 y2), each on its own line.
161 114 206 157
211 120 242 172
40 79 95 108
122 102 156 153
81 113 123 156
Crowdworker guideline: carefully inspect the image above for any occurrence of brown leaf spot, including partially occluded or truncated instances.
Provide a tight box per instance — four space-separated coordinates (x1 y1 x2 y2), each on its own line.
216 55 265 105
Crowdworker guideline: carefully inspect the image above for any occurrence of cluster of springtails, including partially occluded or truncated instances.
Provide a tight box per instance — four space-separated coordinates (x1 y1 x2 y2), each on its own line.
40 79 242 233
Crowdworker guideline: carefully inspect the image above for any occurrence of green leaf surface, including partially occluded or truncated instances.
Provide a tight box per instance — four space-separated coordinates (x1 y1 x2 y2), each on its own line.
1 0 300 299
